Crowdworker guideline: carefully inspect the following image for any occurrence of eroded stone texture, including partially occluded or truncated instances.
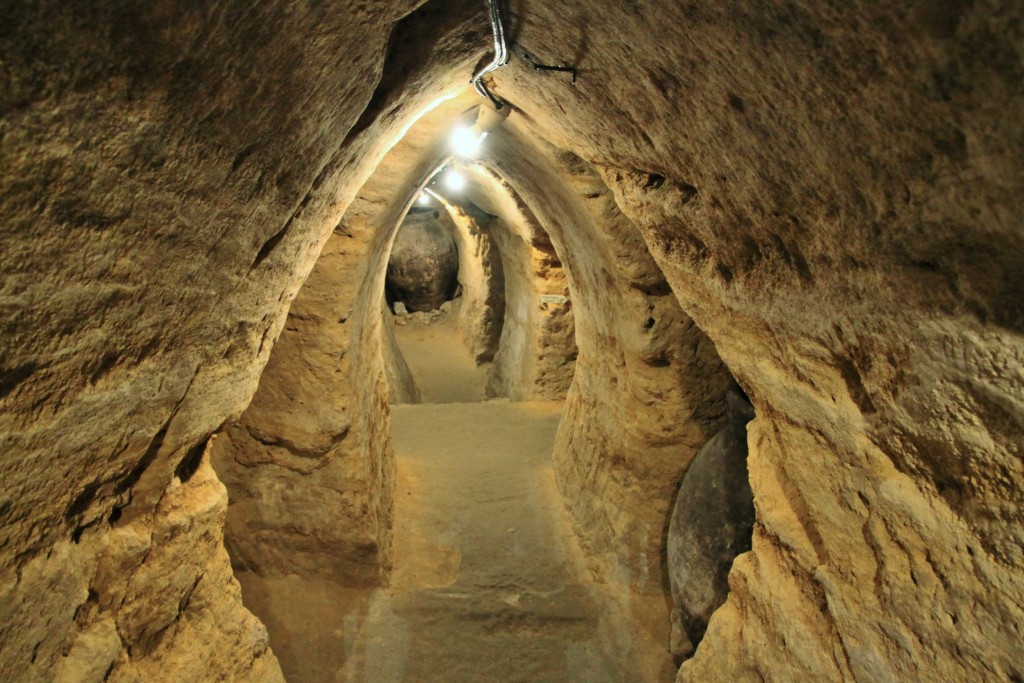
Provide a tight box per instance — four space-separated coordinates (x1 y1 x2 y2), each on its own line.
382 305 423 405
478 128 733 615
667 385 756 659
439 200 506 363
1 0 488 677
207 90 483 589
457 169 579 401
208 216 391 586
489 1 1024 680
0 449 283 682
3 0 1023 681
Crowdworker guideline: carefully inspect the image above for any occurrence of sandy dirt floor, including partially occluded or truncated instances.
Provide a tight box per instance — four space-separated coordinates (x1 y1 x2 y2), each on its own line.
391 309 489 403
236 315 672 682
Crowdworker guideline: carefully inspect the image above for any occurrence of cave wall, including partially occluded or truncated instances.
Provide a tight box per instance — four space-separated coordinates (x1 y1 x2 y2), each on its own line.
209 92 481 586
439 200 507 364
1 0 1022 681
476 129 733 637
490 1 1024 679
0 0 488 678
459 170 579 401
382 303 423 405
209 223 388 585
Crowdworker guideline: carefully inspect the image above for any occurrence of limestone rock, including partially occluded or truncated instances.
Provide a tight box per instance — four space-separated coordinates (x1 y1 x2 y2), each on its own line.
443 201 506 364
0 449 284 682
2 1 1022 681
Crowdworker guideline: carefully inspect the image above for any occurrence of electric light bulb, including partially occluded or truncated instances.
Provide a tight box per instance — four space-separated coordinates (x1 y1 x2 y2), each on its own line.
445 170 466 191
418 192 431 205
451 126 483 157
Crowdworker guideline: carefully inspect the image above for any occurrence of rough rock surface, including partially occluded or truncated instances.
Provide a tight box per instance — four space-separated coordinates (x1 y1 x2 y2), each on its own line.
383 305 423 405
208 92 484 587
386 209 460 312
0 447 284 682
2 0 1023 681
1 0 487 676
439 200 506 363
477 128 733 627
487 3 1024 680
455 168 579 401
667 386 756 658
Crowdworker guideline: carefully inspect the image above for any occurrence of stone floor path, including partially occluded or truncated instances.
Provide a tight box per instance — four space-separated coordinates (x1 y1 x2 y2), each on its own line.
337 399 641 682
391 311 489 403
237 316 671 682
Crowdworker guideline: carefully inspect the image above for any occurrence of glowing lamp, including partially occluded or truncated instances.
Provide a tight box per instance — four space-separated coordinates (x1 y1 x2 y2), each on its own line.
445 170 466 191
449 101 510 158
451 126 487 158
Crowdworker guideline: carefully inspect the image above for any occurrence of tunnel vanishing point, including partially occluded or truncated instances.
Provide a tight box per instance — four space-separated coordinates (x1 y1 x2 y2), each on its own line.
1 1 1023 682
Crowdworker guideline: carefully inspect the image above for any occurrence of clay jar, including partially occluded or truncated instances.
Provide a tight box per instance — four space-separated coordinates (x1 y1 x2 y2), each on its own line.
386 209 460 312
666 384 756 659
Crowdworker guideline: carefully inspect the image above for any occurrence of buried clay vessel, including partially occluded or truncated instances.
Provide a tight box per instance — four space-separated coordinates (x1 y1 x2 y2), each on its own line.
666 384 756 660
386 209 460 313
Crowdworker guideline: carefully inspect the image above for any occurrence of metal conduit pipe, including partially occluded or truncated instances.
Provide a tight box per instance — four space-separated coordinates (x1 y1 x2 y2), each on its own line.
470 0 578 110
471 0 510 109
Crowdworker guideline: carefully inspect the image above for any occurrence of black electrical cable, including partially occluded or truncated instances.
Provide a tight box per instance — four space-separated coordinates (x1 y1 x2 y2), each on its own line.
519 48 578 84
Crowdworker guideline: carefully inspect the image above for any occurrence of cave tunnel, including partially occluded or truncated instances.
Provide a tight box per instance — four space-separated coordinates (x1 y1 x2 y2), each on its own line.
1 1 1023 682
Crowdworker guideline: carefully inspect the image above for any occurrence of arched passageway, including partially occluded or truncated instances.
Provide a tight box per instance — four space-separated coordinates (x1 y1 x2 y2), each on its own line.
205 83 743 680
2 2 1022 683
383 202 491 404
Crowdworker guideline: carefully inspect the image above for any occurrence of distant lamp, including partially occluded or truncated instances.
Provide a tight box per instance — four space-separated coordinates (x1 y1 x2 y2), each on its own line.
445 170 466 191
418 192 431 205
449 101 510 158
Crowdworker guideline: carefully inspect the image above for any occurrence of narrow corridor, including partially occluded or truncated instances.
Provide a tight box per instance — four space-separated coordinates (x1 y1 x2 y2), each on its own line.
5 3 1019 681
391 311 488 403
236 313 669 682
